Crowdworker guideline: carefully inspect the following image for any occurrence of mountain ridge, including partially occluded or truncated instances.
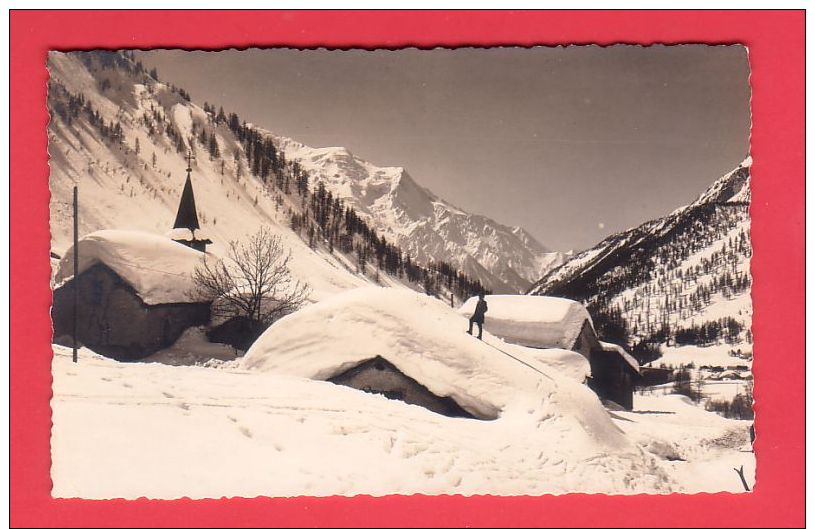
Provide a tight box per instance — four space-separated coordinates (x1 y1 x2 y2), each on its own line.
529 159 752 364
272 135 568 293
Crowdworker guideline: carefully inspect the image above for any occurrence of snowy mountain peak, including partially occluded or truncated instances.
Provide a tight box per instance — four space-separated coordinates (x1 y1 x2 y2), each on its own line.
691 157 751 207
272 132 565 293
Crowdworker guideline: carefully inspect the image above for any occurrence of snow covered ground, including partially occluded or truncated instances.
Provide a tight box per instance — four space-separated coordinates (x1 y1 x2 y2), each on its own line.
613 393 754 493
657 343 751 370
51 342 754 498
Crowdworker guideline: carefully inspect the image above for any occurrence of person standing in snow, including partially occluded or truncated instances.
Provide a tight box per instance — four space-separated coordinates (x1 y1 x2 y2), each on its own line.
467 293 488 340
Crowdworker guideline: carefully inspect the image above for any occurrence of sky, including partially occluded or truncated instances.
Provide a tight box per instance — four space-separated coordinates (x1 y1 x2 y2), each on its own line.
139 46 750 251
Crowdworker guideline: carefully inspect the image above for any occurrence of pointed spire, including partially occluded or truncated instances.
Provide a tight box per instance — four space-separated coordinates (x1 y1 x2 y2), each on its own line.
174 151 200 230
173 173 201 230
169 151 211 252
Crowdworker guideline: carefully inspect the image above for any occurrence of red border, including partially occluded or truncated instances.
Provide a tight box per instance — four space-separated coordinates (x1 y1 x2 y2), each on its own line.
10 10 805 528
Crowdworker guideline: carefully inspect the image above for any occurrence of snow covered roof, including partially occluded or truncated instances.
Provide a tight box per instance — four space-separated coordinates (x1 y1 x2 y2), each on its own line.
599 341 641 373
242 287 618 429
458 295 593 350
54 229 211 305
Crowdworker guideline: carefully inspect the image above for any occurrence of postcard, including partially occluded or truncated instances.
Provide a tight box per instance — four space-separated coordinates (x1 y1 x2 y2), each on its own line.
46 45 757 499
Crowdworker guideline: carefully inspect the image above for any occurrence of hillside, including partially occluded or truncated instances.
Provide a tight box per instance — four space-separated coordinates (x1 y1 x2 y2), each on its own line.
47 51 495 302
530 160 752 369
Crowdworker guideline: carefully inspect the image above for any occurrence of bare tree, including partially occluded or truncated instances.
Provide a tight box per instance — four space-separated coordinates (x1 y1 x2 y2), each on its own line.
193 228 310 336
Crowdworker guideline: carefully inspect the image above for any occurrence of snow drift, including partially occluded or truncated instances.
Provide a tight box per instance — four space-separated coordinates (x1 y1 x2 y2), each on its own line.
54 229 208 305
501 343 591 382
243 287 627 451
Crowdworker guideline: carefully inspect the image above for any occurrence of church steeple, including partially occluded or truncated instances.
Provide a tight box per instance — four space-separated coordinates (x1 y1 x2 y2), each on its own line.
169 151 212 252
174 172 201 230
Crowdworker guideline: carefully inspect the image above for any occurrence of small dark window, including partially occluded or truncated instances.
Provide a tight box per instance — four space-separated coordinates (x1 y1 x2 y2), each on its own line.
384 390 404 401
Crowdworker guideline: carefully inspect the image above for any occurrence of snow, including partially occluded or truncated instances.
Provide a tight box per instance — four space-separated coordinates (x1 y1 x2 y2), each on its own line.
166 226 211 242
171 103 193 135
143 326 240 366
244 287 608 423
600 341 641 373
46 52 755 498
48 53 372 303
54 229 209 304
612 393 755 493
51 341 755 498
701 380 751 400
458 295 591 350
656 343 751 369
275 134 566 293
53 342 680 499
501 343 590 382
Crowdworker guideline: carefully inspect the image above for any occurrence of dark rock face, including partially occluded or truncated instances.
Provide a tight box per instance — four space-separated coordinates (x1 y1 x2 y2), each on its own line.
328 356 481 420
52 263 210 360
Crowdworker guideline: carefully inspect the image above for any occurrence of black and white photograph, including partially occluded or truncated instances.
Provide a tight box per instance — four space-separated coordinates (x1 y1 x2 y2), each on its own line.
47 46 754 498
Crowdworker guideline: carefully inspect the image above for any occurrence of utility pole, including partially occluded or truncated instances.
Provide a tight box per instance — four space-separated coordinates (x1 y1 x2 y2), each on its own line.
72 185 79 363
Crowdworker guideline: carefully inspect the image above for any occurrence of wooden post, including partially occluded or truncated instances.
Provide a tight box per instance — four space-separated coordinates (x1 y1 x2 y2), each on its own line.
72 186 78 363
450 293 454 308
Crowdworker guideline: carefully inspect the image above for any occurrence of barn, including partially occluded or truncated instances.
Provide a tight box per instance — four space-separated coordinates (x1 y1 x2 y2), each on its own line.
51 230 213 360
459 295 640 410
327 355 476 419
592 342 641 411
242 287 599 422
